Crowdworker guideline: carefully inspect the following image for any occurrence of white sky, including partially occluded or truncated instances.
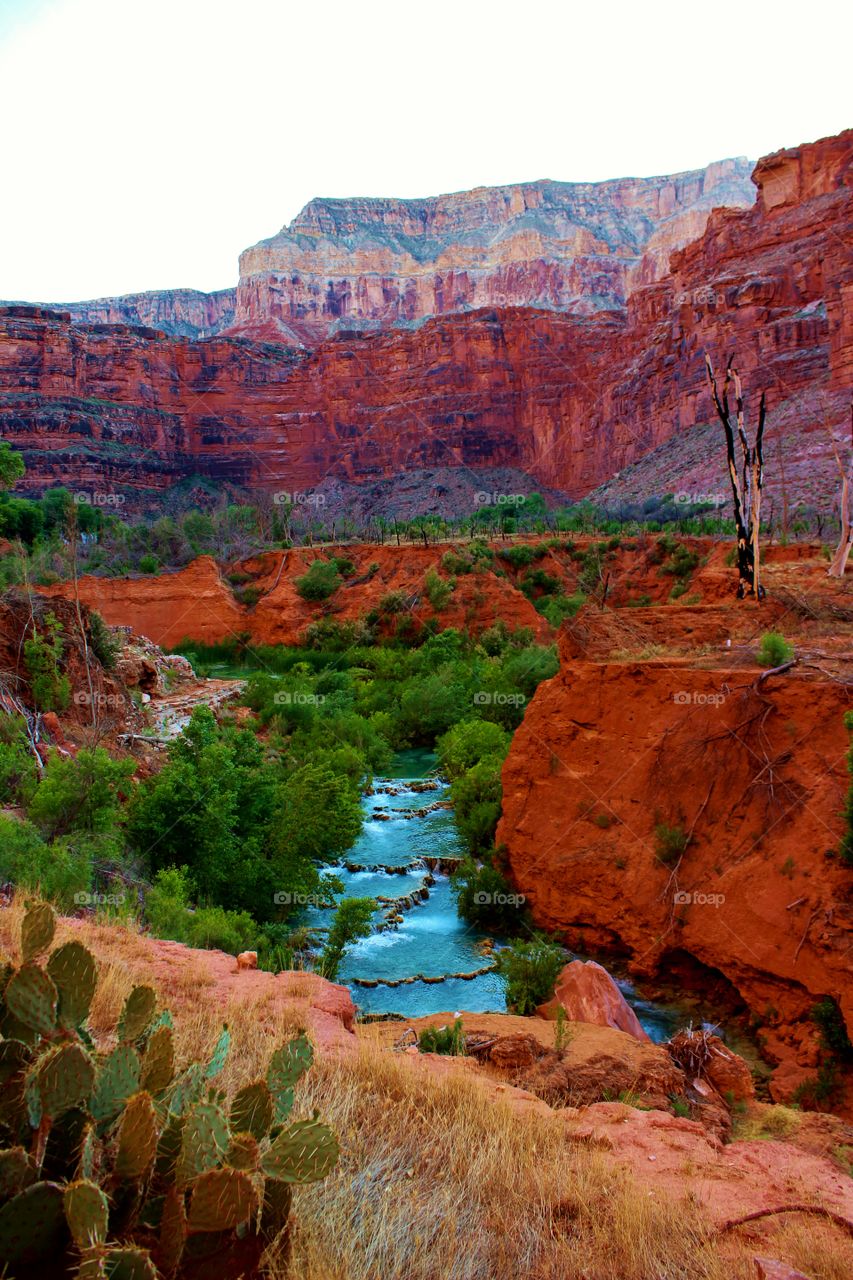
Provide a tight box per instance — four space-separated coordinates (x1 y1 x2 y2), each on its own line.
0 0 849 302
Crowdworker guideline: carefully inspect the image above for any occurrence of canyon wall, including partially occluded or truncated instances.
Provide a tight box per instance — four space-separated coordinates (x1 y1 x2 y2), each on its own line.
0 289 236 339
0 130 849 510
232 160 754 344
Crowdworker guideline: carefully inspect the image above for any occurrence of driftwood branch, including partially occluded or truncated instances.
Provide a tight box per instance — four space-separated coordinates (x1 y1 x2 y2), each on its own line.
718 1203 853 1237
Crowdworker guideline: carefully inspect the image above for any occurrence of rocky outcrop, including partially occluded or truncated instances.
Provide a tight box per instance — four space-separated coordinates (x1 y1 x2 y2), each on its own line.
232 161 754 344
0 131 849 512
0 289 236 339
537 959 650 1041
497 608 853 1104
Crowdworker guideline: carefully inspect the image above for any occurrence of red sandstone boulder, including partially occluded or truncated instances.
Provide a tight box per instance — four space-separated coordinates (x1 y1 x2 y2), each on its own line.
753 1260 812 1280
538 960 651 1042
523 1022 684 1110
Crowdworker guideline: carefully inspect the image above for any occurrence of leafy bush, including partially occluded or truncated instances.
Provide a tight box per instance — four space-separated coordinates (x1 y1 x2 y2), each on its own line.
418 1018 465 1055
138 552 160 574
451 853 524 931
0 815 93 909
424 568 454 610
757 632 794 667
654 822 689 866
0 714 37 805
87 609 119 670
540 592 585 627
497 935 566 1015
27 747 135 841
437 719 510 779
24 612 71 711
319 896 375 979
145 866 259 953
811 997 853 1060
295 559 342 601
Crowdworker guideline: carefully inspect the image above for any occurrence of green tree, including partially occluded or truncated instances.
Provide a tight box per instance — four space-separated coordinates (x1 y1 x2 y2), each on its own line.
497 935 566 1015
24 612 71 711
319 896 375 979
27 747 135 840
438 719 510 779
0 714 38 806
0 441 25 490
272 762 363 864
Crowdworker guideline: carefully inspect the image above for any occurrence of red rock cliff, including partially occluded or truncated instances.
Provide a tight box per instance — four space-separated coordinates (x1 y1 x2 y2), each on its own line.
0 131 849 509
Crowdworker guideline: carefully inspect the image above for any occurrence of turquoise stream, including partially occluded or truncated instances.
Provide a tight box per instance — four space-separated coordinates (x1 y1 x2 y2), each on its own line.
305 750 689 1041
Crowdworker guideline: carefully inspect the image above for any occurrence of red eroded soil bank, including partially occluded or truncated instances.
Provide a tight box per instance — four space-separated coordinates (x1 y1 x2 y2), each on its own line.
498 604 853 1109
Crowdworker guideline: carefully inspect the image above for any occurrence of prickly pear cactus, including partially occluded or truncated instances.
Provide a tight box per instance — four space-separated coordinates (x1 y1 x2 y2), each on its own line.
0 902 340 1279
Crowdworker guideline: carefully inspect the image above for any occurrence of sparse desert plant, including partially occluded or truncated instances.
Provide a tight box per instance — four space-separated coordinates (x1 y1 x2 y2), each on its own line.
417 1019 465 1056
654 821 690 866
0 902 338 1279
757 632 794 667
424 568 454 610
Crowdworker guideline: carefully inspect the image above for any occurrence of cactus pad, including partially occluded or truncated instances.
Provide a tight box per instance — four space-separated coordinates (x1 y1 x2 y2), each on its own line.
267 1033 313 1121
205 1024 230 1079
20 902 56 962
5 962 59 1037
167 1061 203 1117
115 1092 158 1181
140 1024 174 1095
187 1166 259 1232
78 1121 101 1181
157 1183 186 1275
229 1081 273 1140
33 1042 96 1123
261 1115 339 1184
0 1146 37 1198
176 1102 229 1187
225 1132 260 1171
47 940 97 1030
96 1246 158 1279
155 1114 185 1180
64 1178 109 1248
0 1180 67 1266
91 1043 141 1123
117 986 157 1044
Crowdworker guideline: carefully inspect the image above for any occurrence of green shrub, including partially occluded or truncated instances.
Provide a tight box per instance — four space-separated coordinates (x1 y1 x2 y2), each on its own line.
540 593 585 626
437 719 510 779
0 714 38 805
654 822 689 866
145 866 259 952
757 632 794 667
319 896 375 979
24 612 71 711
138 552 160 574
87 610 119 670
0 815 93 909
496 934 566 1015
27 747 135 840
424 568 454 610
295 559 342 601
811 997 853 1060
418 1018 465 1055
378 590 409 615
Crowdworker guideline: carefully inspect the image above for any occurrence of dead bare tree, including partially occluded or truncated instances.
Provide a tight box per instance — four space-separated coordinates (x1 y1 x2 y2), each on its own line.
705 355 766 600
827 404 853 578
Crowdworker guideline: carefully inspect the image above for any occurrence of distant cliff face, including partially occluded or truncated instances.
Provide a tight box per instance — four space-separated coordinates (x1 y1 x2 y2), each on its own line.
232 160 755 344
0 289 237 340
0 131 849 511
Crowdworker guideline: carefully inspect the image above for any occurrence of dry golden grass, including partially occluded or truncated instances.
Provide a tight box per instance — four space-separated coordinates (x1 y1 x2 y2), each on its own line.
2 901 851 1280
